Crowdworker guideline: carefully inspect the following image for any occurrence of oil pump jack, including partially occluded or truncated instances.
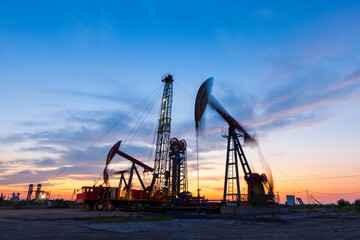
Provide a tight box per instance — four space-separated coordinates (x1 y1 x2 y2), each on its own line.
195 77 274 205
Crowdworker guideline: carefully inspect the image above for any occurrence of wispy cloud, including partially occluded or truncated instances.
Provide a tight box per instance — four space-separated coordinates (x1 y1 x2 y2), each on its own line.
243 67 360 132
0 102 160 187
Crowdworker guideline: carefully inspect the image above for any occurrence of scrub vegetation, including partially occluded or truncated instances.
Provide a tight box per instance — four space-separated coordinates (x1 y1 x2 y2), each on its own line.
336 199 360 212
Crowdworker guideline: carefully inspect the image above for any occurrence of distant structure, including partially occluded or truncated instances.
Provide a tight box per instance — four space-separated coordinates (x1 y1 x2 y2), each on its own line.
26 183 49 201
26 184 33 201
11 192 20 206
34 184 42 200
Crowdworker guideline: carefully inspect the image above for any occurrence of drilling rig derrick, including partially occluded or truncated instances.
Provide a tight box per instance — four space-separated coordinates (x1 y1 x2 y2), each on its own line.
151 74 174 196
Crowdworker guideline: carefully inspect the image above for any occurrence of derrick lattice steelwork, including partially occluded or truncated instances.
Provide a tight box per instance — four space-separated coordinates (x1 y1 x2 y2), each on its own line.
153 74 174 195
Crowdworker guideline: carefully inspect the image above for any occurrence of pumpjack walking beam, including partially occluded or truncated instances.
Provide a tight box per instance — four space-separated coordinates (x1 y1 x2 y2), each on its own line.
104 140 154 192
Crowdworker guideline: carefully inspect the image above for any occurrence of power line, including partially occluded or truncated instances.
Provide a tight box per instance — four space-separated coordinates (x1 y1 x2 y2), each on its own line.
308 190 360 195
46 83 162 187
93 85 163 185
95 85 162 185
276 189 360 196
278 190 307 195
143 96 163 186
274 174 360 181
252 146 360 196
299 170 360 177
107 85 163 179
174 81 193 99
273 170 360 178
253 147 307 192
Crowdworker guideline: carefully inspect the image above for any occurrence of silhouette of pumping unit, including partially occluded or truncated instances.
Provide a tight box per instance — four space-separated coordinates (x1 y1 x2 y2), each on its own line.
195 77 274 205
26 183 50 201
26 184 33 201
35 184 42 200
104 140 154 196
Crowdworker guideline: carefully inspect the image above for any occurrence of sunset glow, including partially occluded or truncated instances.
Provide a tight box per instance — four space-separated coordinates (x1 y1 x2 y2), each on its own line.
1 1 360 204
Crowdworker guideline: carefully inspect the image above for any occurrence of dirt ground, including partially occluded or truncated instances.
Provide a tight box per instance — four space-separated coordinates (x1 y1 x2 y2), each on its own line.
0 208 359 240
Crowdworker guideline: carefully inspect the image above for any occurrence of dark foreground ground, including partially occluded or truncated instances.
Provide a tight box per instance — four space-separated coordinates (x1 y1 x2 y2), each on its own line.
0 208 359 240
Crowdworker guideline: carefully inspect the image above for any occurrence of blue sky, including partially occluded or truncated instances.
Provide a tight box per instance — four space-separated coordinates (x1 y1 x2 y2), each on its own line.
1 1 360 202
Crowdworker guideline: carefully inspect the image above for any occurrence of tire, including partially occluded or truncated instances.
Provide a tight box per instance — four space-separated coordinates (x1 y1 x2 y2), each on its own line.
106 202 114 211
95 202 103 211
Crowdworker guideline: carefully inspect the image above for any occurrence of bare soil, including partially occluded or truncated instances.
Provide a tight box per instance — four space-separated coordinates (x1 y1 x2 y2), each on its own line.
0 208 359 240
